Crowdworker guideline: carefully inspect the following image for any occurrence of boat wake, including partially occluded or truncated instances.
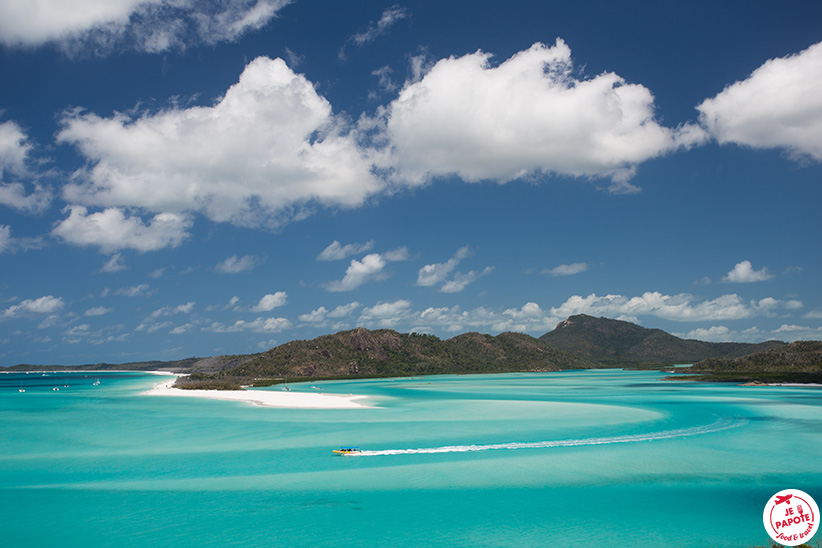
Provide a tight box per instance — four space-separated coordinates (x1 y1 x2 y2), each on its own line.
356 417 746 457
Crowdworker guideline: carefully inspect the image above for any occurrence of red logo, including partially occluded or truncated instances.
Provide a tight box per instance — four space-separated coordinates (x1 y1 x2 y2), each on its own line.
763 489 819 546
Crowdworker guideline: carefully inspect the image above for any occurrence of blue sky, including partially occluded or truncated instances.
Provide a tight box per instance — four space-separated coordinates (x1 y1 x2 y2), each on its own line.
1 0 821 366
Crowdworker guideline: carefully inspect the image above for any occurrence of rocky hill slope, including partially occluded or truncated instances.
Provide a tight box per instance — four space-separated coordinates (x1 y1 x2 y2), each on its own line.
539 314 785 366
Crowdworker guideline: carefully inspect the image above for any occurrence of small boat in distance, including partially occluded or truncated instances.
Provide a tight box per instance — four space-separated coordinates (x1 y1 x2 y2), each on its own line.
332 447 362 456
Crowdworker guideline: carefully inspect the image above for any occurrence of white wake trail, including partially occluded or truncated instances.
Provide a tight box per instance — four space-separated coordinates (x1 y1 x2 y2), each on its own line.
356 417 746 457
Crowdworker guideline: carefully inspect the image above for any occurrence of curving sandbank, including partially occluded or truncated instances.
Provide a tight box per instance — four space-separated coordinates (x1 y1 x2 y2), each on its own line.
141 377 371 409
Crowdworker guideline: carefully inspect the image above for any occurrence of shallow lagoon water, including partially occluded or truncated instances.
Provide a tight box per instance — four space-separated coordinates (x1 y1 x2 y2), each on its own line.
1 369 820 547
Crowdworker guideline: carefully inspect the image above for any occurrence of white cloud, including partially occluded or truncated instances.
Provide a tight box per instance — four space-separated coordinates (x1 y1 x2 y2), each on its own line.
440 266 493 293
350 5 408 46
251 292 287 312
170 323 193 335
770 324 822 341
723 260 773 283
0 182 51 213
204 316 291 333
549 291 800 322
136 320 173 334
115 283 151 297
385 39 705 192
100 253 127 273
697 41 822 161
0 224 11 254
414 303 559 334
0 120 29 173
542 262 588 276
0 121 51 212
383 246 410 262
150 302 195 318
358 299 412 327
805 308 822 319
298 301 361 325
0 0 290 53
0 224 44 254
683 325 734 342
58 57 381 229
2 295 65 319
298 306 328 323
416 246 489 292
340 4 409 59
215 254 263 273
328 301 361 318
416 246 471 287
325 253 388 292
317 240 375 261
84 306 113 316
52 206 191 253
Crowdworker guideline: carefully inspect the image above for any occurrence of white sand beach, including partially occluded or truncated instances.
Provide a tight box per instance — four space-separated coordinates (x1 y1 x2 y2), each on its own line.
142 378 371 409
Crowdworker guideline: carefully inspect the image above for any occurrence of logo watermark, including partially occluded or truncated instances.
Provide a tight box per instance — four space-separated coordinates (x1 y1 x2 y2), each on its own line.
763 489 819 546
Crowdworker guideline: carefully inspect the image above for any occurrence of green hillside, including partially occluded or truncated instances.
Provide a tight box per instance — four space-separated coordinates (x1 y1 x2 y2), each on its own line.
176 327 596 389
539 314 785 366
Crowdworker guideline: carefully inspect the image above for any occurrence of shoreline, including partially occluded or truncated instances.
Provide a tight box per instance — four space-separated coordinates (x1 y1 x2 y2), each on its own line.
141 377 372 409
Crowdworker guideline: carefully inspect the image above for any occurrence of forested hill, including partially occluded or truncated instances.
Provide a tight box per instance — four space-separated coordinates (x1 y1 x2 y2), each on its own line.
688 340 822 383
10 318 819 389
539 314 786 366
176 328 597 389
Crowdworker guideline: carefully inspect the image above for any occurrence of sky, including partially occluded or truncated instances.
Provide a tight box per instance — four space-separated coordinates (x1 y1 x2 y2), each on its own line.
1 0 821 366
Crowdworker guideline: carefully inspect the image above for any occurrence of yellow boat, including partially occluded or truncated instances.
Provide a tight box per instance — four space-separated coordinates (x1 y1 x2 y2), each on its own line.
332 447 362 455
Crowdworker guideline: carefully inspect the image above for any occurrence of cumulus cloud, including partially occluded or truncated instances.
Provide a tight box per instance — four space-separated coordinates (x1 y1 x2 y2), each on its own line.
150 302 195 318
416 246 490 292
440 267 494 293
58 57 381 229
52 206 191 253
542 262 588 276
2 295 64 319
357 299 412 327
385 39 705 192
697 41 822 161
416 246 471 287
215 254 263 273
682 325 734 342
549 291 800 322
204 316 291 333
298 301 361 325
251 291 287 312
0 0 290 53
317 240 375 261
0 120 51 212
325 253 387 292
414 303 559 334
723 261 773 283
772 324 822 341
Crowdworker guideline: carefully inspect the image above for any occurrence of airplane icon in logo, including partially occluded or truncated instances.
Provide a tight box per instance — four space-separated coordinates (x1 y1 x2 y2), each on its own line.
775 494 793 505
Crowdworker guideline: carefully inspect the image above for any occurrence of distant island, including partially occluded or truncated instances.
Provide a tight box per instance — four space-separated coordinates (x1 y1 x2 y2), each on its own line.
7 315 821 388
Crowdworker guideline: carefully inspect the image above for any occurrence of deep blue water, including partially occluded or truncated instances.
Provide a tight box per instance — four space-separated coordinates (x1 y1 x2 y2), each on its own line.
1 369 820 547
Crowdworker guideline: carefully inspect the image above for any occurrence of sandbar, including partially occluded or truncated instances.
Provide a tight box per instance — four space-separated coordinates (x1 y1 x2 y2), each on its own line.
142 378 371 409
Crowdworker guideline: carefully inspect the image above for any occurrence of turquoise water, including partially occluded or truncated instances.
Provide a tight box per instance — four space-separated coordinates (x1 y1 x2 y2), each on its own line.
1 369 820 547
